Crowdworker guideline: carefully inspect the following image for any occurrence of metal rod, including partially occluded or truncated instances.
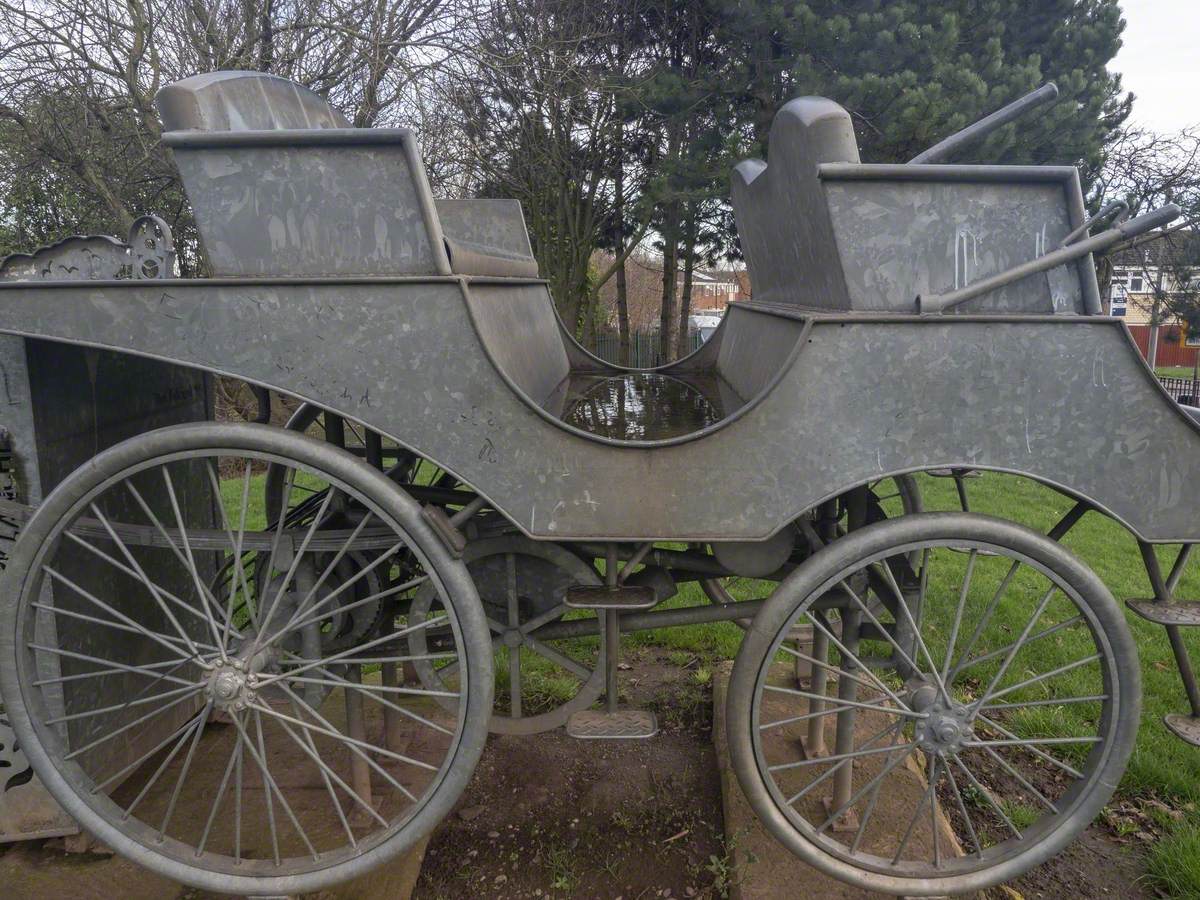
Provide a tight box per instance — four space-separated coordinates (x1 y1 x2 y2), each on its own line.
806 626 831 756
1139 541 1200 717
533 598 767 641
918 205 1181 313
909 83 1059 164
830 607 863 816
448 495 486 528
345 664 374 810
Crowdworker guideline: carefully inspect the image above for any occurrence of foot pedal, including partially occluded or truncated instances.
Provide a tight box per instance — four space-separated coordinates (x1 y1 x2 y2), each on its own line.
1127 599 1200 626
565 584 656 611
1164 713 1200 747
566 709 658 739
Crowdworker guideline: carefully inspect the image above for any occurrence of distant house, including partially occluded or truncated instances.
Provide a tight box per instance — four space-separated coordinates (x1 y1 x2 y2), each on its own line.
594 251 748 331
1107 233 1200 368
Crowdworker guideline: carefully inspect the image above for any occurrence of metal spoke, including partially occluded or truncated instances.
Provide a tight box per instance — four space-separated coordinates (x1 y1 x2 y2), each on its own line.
976 713 1084 779
777 643 886 696
847 725 910 854
951 754 1022 839
255 483 336 644
44 683 203 725
161 467 228 653
251 701 437 774
254 614 448 688
41 568 204 664
205 459 259 640
861 565 952 706
763 684 925 719
838 578 938 702
784 718 905 808
815 745 917 835
942 758 982 858
972 585 1058 714
965 736 1100 748
282 674 458 698
157 700 214 838
953 614 1084 677
122 714 205 819
270 682 422 803
523 634 592 681
981 694 1107 713
976 743 1059 813
123 481 229 640
980 654 1102 705
84 501 206 657
63 529 240 642
803 610 910 711
277 700 387 832
32 657 191 687
92 708 205 793
281 570 426 640
769 740 917 773
233 709 315 862
29 601 219 655
64 686 205 761
946 559 1022 683
195 730 241 858
282 658 455 736
891 756 939 865
941 550 977 682
29 642 196 690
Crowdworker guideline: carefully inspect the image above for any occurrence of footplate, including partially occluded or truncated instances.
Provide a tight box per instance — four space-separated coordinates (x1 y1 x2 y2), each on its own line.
1164 713 1200 747
565 584 657 611
566 709 658 739
1126 599 1200 626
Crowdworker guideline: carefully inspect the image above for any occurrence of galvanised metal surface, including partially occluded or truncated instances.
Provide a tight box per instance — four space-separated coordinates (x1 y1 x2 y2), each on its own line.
730 96 1101 315
0 273 1196 543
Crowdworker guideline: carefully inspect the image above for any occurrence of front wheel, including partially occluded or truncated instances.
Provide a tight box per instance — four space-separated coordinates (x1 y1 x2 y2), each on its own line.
0 422 493 896
727 512 1138 897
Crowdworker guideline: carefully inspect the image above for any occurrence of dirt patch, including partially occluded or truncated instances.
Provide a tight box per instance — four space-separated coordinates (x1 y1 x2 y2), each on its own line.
414 646 730 899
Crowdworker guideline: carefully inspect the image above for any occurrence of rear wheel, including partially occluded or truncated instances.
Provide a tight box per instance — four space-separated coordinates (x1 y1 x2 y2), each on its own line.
0 422 492 895
727 512 1138 896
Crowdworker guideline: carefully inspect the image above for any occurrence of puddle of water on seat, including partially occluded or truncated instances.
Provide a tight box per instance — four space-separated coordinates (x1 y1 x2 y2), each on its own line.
559 372 740 441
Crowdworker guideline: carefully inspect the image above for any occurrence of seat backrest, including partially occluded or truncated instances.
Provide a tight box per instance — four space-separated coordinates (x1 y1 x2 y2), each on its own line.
731 97 859 309
159 71 452 278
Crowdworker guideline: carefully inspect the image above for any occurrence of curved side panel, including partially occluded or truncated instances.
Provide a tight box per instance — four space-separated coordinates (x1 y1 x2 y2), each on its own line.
0 280 1195 542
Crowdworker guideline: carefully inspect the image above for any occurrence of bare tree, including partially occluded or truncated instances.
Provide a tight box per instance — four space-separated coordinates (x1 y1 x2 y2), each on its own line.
1095 124 1200 368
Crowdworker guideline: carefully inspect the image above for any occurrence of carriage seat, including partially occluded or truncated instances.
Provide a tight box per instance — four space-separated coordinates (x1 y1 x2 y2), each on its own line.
731 97 860 309
157 72 538 279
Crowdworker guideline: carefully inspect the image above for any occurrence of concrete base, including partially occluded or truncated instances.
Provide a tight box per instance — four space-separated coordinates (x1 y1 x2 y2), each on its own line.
712 662 978 900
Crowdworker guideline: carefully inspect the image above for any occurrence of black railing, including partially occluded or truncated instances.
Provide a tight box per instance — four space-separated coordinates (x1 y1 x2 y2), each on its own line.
1158 375 1200 406
590 331 706 368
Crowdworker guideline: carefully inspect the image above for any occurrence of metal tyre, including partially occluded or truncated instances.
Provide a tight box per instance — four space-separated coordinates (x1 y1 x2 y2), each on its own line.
408 536 606 735
0 422 493 895
728 512 1138 896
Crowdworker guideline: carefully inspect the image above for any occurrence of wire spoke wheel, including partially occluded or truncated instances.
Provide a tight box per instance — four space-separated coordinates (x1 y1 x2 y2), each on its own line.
0 423 492 895
728 513 1138 896
408 536 606 734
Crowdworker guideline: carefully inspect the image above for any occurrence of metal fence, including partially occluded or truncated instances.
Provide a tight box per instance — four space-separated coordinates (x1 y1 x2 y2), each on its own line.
589 331 705 368
1158 375 1200 406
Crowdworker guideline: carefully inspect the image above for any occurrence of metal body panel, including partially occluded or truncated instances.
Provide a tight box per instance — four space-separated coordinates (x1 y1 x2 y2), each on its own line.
0 277 1196 542
825 179 1081 313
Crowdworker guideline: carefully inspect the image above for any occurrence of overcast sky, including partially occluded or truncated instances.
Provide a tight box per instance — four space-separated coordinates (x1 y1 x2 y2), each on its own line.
1112 0 1200 132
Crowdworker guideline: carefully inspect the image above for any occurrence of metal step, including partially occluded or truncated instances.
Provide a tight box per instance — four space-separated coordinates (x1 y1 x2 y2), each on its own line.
1163 713 1200 747
1126 599 1200 626
565 584 657 611
566 709 658 740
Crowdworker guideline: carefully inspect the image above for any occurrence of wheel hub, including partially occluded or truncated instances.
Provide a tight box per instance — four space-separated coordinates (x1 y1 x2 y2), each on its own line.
205 661 258 712
502 628 523 649
914 700 974 755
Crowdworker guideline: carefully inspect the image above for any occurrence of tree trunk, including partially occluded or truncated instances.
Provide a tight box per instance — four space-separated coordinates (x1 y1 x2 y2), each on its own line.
614 143 631 366
676 204 697 358
659 205 679 365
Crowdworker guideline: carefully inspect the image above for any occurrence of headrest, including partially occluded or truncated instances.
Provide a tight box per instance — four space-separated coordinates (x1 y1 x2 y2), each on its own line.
156 71 350 132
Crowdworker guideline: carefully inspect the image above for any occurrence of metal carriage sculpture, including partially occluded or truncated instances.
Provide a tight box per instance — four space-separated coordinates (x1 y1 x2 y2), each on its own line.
0 71 1195 896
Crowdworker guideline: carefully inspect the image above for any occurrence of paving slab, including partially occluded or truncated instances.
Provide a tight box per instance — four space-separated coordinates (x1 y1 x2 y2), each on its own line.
712 662 980 900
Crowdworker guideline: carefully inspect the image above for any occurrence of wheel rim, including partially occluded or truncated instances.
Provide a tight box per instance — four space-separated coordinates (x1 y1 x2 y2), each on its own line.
0 424 491 894
408 536 606 734
731 513 1137 893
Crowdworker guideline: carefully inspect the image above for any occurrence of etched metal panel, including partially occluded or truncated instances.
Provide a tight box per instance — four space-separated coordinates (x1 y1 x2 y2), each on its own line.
825 180 1080 313
0 278 1197 543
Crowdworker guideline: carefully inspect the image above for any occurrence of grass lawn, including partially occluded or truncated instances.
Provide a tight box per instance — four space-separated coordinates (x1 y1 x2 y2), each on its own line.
1156 366 1200 380
219 466 1200 895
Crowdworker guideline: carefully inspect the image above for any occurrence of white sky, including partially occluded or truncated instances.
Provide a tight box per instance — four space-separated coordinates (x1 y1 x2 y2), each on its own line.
1111 0 1200 132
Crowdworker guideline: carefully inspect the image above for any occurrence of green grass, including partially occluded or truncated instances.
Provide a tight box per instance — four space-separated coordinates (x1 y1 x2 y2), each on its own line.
1156 366 1199 379
620 473 1200 896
